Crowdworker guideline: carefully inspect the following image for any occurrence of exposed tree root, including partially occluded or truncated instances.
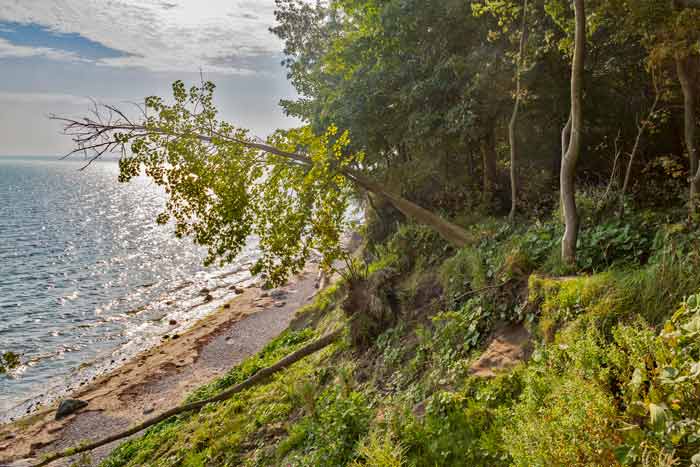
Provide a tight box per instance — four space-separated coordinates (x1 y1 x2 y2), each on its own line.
29 329 343 467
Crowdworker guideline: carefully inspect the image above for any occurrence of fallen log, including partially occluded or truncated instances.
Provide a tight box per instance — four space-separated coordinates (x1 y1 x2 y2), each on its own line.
30 328 343 467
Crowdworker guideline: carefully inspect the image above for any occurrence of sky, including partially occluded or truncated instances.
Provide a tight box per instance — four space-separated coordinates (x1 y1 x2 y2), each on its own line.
0 0 299 156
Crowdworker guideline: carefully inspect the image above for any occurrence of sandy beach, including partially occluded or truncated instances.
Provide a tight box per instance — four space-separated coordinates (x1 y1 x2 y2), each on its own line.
0 264 320 467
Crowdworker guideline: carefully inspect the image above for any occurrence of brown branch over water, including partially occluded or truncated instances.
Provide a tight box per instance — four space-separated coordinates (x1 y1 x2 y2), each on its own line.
49 112 471 247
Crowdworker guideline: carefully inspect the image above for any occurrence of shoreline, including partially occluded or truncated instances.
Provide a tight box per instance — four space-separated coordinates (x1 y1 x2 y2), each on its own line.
0 269 257 424
0 263 320 466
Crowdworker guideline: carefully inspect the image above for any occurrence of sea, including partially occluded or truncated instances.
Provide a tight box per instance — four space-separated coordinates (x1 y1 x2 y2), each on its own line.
0 156 261 421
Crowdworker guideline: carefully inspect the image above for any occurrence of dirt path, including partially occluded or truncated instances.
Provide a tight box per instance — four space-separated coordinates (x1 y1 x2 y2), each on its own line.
0 265 320 467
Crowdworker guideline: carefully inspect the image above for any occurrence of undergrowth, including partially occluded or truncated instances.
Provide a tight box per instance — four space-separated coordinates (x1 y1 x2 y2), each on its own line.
100 206 700 467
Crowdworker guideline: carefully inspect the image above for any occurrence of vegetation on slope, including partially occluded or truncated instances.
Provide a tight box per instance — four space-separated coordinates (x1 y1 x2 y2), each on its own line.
83 197 700 467
38 1 700 466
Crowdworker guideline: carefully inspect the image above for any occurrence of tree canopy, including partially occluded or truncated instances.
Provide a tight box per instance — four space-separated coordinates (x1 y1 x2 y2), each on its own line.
57 0 700 279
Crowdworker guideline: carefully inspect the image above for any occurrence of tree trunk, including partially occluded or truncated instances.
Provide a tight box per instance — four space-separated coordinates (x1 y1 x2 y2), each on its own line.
349 171 470 247
602 130 622 210
619 84 661 217
481 128 499 201
560 114 572 218
51 118 473 250
676 54 699 218
560 0 586 265
467 146 475 177
508 0 529 222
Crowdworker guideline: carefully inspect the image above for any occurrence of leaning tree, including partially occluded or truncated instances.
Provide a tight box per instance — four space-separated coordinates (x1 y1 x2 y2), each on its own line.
53 81 471 286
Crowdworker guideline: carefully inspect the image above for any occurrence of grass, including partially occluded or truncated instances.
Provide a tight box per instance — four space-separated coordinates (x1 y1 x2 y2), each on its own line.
98 208 700 467
101 323 342 467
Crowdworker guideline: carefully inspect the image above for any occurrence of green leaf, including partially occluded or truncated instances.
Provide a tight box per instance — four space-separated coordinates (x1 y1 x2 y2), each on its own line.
682 314 700 334
630 368 645 391
691 452 700 466
659 367 679 382
649 403 668 430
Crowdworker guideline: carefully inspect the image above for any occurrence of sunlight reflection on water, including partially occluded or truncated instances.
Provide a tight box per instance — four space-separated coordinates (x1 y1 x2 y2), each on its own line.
0 157 260 420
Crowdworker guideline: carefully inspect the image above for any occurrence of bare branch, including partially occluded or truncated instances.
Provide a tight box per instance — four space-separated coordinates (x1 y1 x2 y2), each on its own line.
601 129 622 205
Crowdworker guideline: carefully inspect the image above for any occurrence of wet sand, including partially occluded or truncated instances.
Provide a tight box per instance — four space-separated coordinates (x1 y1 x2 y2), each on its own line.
0 264 320 467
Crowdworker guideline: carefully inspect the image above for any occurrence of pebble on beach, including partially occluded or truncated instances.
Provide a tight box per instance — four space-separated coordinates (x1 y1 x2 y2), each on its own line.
270 290 287 299
55 399 88 420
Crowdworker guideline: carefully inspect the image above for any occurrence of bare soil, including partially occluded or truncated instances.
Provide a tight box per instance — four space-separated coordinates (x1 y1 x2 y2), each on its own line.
468 322 532 378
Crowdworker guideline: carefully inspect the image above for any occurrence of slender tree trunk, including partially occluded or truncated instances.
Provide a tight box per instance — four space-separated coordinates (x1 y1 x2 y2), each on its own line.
619 84 661 217
603 130 622 203
481 128 499 201
467 145 475 178
560 0 585 265
560 114 572 215
508 0 529 222
676 54 699 219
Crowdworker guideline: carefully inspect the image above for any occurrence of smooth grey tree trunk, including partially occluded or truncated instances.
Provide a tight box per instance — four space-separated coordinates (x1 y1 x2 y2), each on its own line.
560 0 585 265
508 0 529 222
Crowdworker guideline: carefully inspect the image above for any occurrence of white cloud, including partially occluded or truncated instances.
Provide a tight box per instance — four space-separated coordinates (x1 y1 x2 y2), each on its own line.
0 37 83 61
0 0 285 74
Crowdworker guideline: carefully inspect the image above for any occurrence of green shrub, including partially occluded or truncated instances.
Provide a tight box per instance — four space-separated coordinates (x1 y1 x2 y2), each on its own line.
576 220 655 272
430 298 491 364
397 374 521 467
384 223 452 274
517 221 562 269
375 323 409 370
528 274 615 340
506 292 700 466
350 431 407 467
609 293 700 464
504 374 619 466
282 387 373 466
440 248 487 308
397 392 506 466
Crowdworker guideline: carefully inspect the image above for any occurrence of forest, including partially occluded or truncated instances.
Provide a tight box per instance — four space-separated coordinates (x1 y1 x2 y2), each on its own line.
32 0 700 465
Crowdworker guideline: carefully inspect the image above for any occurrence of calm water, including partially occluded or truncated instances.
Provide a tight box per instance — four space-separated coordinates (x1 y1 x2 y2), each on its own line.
0 157 260 419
